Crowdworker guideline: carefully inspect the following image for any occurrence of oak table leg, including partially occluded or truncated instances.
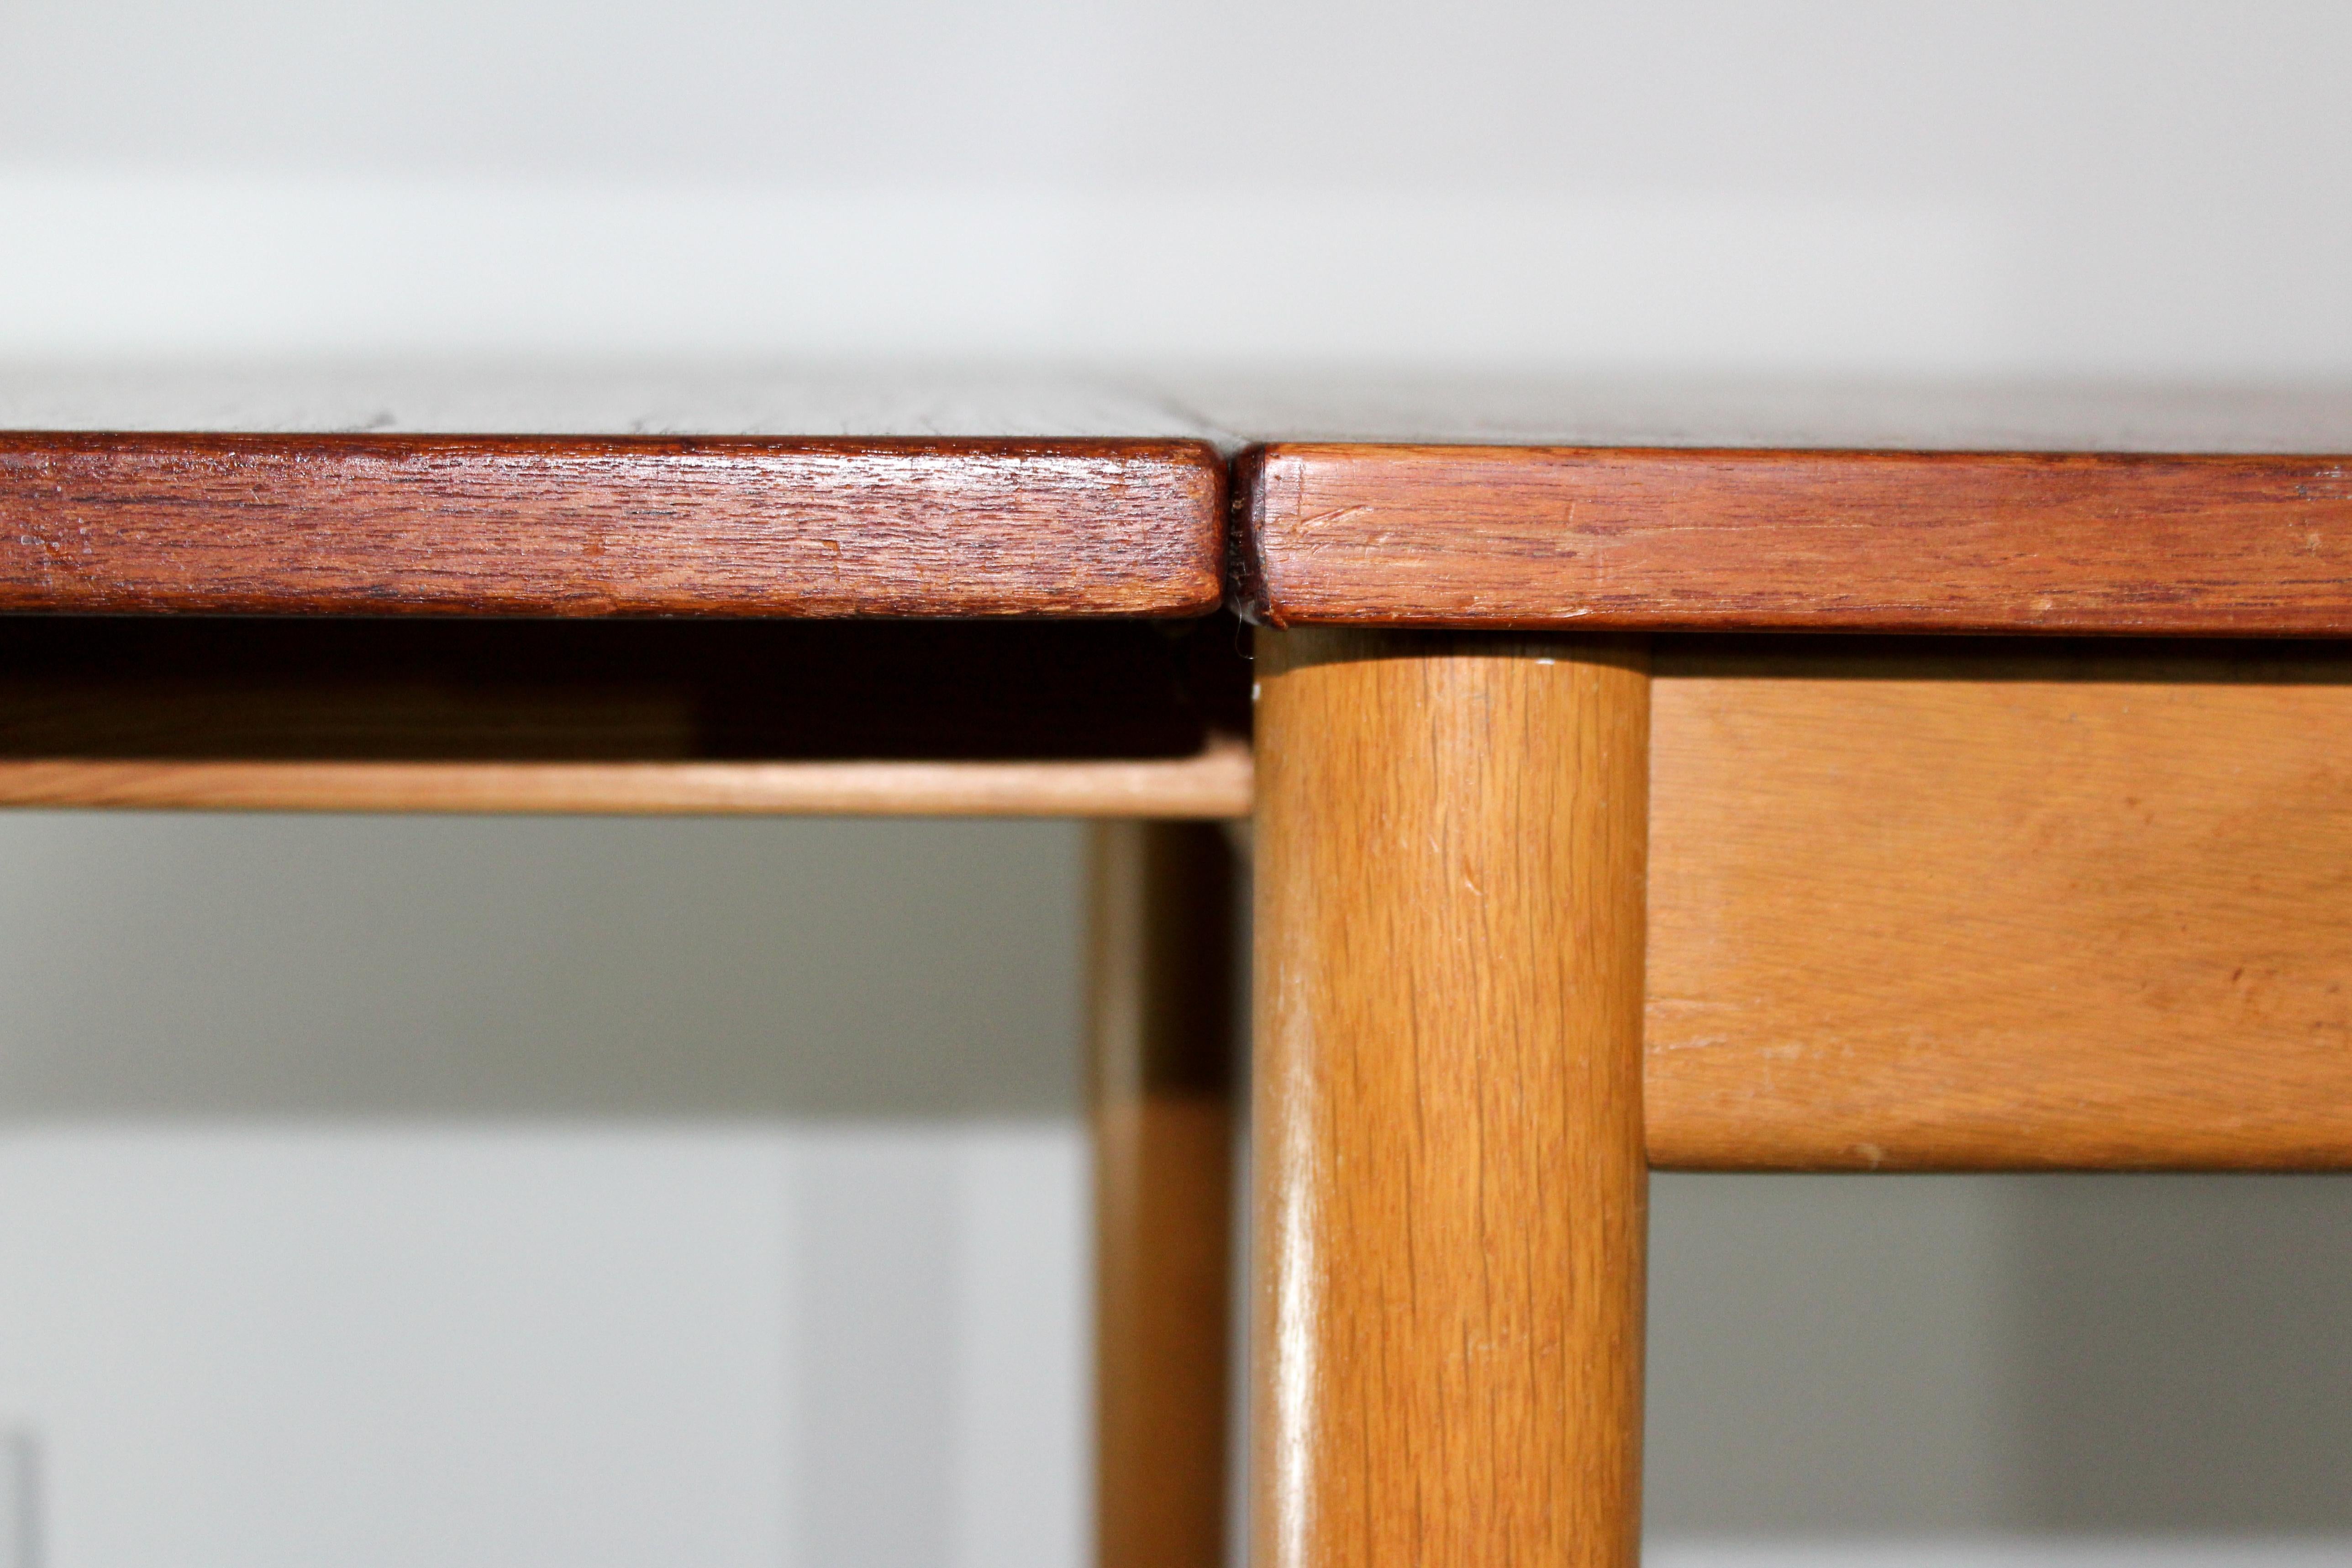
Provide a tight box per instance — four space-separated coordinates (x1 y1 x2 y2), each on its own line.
1088 821 1240 1568
1251 629 1651 1568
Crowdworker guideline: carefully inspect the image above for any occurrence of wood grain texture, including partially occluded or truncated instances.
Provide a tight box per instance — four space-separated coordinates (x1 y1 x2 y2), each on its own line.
1089 822 1238 1568
0 434 1222 616
1645 639 2352 1169
0 743 1250 816
1252 629 1649 1568
1237 445 2352 633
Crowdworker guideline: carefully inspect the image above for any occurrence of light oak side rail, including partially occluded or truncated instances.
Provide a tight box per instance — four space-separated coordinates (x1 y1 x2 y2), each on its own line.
1645 638 2352 1171
0 748 1251 818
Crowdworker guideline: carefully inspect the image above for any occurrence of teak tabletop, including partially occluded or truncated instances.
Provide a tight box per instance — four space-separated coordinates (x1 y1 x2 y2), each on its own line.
8 369 2352 628
6 366 2352 1568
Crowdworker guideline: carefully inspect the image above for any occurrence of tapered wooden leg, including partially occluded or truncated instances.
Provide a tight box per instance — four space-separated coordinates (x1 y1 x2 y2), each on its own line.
1089 821 1238 1568
1251 630 1651 1568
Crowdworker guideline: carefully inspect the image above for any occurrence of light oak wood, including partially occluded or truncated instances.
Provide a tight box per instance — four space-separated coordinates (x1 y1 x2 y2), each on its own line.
1089 822 1238 1568
1252 628 1650 1568
0 744 1252 817
1237 445 2352 634
1645 639 2352 1169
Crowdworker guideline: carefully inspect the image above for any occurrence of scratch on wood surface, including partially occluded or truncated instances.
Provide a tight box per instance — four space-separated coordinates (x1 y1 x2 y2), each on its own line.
1294 504 1374 531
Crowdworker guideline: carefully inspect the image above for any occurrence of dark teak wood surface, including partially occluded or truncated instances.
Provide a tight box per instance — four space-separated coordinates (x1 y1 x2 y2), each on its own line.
0 434 1223 617
19 374 2352 628
1237 444 2352 633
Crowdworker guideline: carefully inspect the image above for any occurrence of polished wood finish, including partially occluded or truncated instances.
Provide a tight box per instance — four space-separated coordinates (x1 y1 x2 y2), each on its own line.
1252 629 1650 1568
1236 445 2352 633
1089 821 1239 1568
0 435 1222 616
0 746 1250 817
1644 638 2352 1169
12 377 2352 1568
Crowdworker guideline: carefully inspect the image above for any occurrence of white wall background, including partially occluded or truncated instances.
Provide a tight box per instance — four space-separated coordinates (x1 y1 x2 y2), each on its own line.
5 0 2352 375
4 2 2352 1564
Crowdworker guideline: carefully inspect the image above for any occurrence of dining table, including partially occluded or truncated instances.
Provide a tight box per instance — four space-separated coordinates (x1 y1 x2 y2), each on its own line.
5 368 2349 1568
